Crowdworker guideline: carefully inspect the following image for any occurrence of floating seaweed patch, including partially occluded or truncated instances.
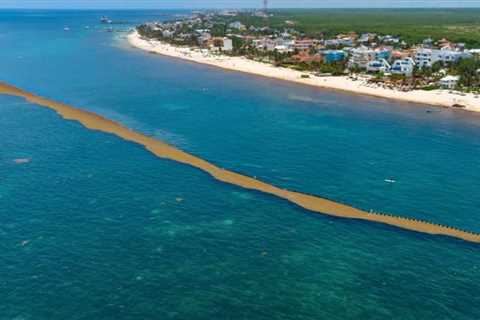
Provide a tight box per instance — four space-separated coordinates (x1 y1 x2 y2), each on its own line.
1 81 479 244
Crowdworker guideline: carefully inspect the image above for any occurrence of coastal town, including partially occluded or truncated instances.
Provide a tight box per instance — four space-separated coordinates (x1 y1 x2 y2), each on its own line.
135 9 480 95
4 4 480 319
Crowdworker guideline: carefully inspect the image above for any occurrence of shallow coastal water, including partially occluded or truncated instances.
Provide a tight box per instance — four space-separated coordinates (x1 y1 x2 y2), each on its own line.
1 10 480 320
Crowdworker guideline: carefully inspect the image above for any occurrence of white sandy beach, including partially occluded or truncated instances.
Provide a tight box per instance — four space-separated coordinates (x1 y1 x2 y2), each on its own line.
128 31 480 113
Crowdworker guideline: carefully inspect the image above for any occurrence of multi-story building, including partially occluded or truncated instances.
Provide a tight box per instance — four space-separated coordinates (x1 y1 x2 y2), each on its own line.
439 75 460 89
322 50 346 63
209 37 233 52
348 46 376 69
374 47 392 61
253 38 294 52
415 48 472 68
293 39 315 51
390 58 415 76
366 59 391 73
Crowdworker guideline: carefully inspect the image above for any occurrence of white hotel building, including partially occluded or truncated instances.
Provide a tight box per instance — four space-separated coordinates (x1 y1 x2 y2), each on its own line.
415 48 472 68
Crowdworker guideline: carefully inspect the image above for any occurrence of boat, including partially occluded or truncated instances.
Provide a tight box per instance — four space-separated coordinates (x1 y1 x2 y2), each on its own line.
100 16 112 24
384 179 396 183
64 27 70 31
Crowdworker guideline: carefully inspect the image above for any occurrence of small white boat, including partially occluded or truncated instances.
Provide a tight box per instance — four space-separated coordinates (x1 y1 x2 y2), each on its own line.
384 179 396 184
64 27 70 31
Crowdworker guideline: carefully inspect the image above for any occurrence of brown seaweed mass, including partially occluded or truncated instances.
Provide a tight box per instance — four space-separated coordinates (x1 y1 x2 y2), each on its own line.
2 81 479 244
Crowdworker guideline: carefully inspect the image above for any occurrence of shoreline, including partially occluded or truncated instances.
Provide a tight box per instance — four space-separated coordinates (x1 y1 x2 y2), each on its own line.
127 31 480 113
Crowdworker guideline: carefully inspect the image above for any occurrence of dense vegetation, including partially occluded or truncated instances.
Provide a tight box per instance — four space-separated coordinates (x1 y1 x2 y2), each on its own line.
453 58 480 89
137 24 198 46
229 9 480 47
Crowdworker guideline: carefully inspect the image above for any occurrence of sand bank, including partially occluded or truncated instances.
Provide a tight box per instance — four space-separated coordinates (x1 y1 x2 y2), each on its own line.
1 81 479 244
128 31 480 113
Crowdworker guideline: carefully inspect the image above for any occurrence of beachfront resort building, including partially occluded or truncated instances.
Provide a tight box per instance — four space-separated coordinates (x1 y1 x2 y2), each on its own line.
293 39 315 51
222 38 233 51
366 59 391 73
252 37 294 52
390 58 415 76
208 37 233 52
439 75 460 89
374 47 392 60
414 49 434 68
323 50 346 63
415 48 472 68
252 38 274 51
348 46 376 69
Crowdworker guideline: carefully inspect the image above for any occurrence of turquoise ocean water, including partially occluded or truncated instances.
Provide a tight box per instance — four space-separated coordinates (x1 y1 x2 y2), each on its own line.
1 10 480 319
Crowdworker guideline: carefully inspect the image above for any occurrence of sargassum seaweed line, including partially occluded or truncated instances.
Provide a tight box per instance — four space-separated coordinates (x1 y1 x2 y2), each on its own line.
2 81 479 244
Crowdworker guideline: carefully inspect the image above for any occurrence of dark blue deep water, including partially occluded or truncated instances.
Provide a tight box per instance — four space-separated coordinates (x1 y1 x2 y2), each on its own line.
1 10 480 320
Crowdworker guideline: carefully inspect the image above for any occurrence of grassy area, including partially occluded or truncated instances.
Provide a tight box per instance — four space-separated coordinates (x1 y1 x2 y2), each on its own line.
231 9 480 47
